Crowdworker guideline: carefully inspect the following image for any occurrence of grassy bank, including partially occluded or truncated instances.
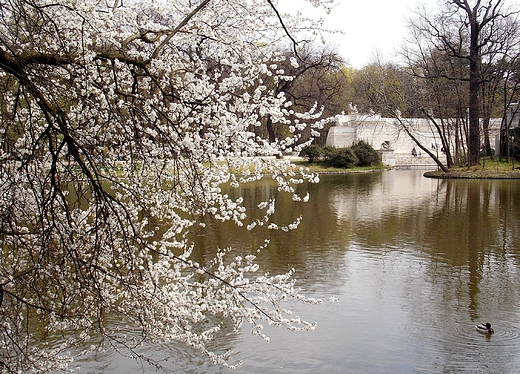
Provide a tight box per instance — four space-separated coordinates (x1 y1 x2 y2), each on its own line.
290 160 388 174
291 158 520 179
424 159 520 179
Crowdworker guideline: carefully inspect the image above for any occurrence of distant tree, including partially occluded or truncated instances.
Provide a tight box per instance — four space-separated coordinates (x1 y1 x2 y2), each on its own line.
405 0 519 166
351 62 406 116
500 54 520 162
258 42 346 146
404 47 470 168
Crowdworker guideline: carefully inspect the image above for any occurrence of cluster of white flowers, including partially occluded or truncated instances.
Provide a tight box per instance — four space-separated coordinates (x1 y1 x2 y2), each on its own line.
0 0 335 371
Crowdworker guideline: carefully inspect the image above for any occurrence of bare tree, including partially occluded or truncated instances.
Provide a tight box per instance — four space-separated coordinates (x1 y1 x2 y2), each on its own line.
258 43 345 145
405 0 519 166
499 53 520 163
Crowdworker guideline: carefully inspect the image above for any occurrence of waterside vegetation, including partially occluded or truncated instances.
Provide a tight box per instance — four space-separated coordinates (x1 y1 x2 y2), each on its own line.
299 141 383 169
424 159 520 179
295 151 520 179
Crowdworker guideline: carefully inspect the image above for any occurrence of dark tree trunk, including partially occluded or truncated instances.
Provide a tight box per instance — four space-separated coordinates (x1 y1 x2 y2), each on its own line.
266 115 275 143
482 117 492 156
468 19 481 166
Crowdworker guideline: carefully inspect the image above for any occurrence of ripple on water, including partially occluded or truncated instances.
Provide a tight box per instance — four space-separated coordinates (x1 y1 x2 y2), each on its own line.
405 320 520 373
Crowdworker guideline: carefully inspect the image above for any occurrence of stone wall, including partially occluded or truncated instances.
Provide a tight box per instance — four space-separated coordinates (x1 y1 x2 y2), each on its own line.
326 113 502 166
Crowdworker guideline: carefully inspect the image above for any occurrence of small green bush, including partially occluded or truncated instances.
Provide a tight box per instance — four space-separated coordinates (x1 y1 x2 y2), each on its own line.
323 148 359 168
351 141 381 166
321 145 338 160
300 145 322 163
299 143 381 169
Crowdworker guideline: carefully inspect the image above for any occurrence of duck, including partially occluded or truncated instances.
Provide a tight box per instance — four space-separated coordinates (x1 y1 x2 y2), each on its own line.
476 322 494 334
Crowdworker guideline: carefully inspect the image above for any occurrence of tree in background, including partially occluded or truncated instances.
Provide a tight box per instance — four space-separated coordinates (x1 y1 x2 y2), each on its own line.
316 0 519 172
351 61 407 116
499 54 520 162
0 0 334 371
257 42 346 146
405 0 519 166
403 46 470 169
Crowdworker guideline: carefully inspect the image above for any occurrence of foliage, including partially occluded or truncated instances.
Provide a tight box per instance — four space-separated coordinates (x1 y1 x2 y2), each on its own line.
299 142 381 169
351 62 407 116
0 0 335 372
321 145 339 160
300 145 323 163
351 140 382 166
324 148 359 168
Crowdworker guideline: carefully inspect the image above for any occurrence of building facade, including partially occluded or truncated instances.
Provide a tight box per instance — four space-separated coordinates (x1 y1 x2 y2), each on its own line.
326 112 502 167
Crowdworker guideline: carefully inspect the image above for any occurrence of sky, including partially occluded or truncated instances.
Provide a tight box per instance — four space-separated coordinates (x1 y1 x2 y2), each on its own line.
283 0 520 68
280 0 438 68
319 0 427 67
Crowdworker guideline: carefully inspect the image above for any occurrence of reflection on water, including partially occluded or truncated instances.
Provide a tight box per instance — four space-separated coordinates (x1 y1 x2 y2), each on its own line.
77 170 520 373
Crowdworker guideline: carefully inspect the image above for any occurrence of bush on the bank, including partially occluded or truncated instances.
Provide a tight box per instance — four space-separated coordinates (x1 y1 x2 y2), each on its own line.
321 145 338 160
324 147 359 168
300 145 322 163
299 141 381 168
351 140 381 166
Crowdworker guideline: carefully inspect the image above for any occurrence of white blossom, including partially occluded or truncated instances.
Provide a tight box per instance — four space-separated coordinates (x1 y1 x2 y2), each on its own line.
0 0 331 371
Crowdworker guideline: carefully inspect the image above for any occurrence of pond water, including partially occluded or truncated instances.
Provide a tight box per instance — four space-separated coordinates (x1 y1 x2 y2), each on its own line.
77 170 520 373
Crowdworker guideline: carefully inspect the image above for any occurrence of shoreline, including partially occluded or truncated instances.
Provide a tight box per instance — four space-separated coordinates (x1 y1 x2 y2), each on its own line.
291 158 520 179
423 169 520 179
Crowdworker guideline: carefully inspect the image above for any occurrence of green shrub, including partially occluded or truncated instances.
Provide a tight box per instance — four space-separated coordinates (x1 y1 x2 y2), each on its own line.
351 141 381 166
300 143 380 168
300 145 322 163
321 145 338 160
323 148 359 168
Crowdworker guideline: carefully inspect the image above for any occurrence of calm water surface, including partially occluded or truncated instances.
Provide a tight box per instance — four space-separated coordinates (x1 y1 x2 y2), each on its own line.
79 170 520 373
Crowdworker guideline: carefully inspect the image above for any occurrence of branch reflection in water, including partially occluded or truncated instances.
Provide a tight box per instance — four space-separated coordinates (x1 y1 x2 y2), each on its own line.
76 170 520 374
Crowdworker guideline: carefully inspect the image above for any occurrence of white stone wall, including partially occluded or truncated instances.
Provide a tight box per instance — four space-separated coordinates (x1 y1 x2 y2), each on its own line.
326 113 502 163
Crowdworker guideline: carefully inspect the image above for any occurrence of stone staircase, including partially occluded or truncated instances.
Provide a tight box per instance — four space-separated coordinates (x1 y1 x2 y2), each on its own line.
381 151 444 168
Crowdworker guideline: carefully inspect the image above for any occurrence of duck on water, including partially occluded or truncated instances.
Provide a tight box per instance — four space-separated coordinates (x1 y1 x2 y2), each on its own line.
476 323 494 334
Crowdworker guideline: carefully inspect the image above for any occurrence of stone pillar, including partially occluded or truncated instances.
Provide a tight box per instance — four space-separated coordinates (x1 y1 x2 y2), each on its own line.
325 126 357 148
378 149 395 167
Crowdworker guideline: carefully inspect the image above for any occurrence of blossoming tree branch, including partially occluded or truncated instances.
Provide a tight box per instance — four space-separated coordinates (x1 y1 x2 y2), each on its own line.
0 0 334 371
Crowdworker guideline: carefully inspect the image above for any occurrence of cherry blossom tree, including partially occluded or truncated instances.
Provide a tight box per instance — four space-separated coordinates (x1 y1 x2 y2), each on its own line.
0 0 334 371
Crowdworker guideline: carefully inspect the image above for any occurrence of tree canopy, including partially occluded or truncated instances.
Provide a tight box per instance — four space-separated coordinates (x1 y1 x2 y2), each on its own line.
0 0 333 371
403 0 520 166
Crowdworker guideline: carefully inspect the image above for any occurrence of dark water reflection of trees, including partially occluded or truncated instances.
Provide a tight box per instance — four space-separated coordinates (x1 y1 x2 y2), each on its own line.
329 173 520 312
191 172 520 291
75 170 520 373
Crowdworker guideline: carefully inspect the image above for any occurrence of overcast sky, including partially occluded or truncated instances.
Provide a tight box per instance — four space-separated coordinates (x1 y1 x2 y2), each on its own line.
319 0 429 67
279 0 437 68
280 0 519 68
